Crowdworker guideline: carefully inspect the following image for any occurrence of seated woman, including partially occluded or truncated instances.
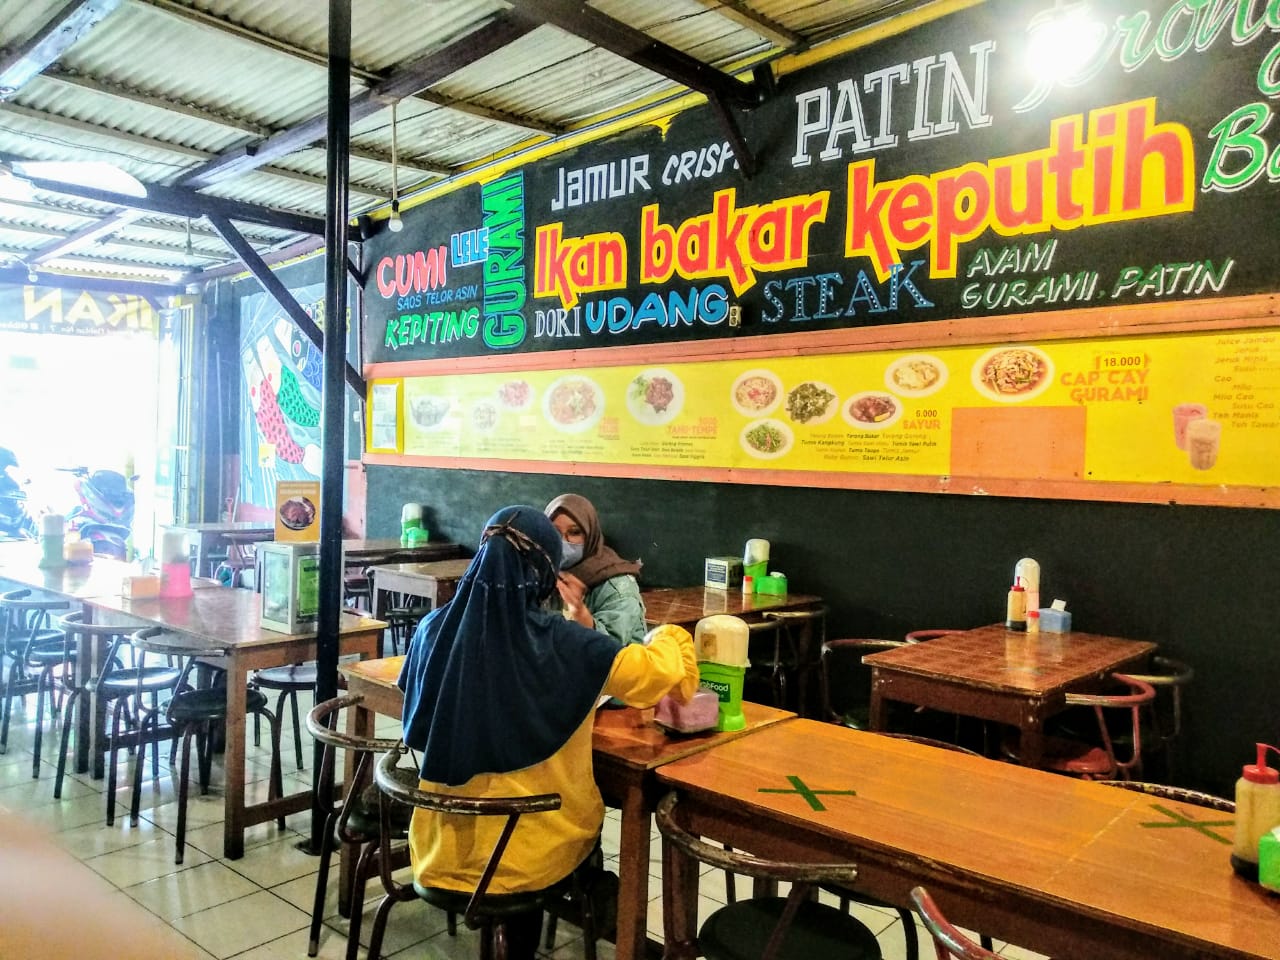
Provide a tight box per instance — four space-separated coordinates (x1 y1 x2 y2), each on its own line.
398 505 698 960
545 493 647 645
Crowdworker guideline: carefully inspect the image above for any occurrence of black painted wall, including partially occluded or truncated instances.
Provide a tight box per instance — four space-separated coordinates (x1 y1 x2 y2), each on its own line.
366 462 1277 796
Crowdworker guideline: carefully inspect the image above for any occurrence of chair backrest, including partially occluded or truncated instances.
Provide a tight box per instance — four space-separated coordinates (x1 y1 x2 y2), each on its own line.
819 637 906 726
1095 779 1234 812
874 731 983 757
306 694 406 826
1063 673 1157 780
1123 655 1194 755
129 626 226 694
58 612 137 683
656 791 860 960
374 743 561 927
909 886 999 959
2 588 70 651
904 629 963 643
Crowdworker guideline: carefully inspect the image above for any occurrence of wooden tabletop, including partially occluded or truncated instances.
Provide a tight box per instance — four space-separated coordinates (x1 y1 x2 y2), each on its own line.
341 538 467 564
86 586 386 648
640 586 822 629
168 521 274 535
861 623 1157 694
656 719 1280 959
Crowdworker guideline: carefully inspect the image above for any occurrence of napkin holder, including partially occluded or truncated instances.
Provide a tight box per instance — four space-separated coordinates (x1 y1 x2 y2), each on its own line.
259 542 320 633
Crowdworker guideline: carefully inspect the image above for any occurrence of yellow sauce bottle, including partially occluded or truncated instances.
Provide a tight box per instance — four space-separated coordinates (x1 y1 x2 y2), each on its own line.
1233 743 1280 882
1005 576 1027 631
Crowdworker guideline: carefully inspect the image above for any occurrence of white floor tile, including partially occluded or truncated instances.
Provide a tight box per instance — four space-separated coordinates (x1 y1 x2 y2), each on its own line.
127 858 264 920
170 889 310 959
83 832 211 886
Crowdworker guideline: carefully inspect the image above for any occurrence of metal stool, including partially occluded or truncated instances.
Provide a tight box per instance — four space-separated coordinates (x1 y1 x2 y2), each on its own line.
252 662 317 770
1 589 71 776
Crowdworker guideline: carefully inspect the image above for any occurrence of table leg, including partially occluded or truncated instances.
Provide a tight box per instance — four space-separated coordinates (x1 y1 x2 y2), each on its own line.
1019 717 1045 768
868 674 886 731
223 659 249 860
615 783 652 960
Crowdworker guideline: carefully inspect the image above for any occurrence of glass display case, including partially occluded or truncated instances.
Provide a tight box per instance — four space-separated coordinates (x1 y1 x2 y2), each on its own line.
258 542 320 633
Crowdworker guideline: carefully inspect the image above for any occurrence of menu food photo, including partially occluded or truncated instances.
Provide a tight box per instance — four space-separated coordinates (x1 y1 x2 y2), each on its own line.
376 328 1277 492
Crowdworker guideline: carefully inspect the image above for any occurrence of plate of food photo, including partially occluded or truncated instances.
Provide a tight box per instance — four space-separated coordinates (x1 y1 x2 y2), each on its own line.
842 391 903 430
739 418 794 459
731 368 783 417
543 375 605 433
278 495 316 531
971 345 1055 402
496 378 534 412
784 380 839 426
885 354 949 397
626 368 684 426
471 399 499 432
408 395 453 430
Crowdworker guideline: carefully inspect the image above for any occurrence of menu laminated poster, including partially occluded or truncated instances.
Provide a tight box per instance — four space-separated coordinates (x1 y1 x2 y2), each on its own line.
374 328 1280 495
275 480 320 542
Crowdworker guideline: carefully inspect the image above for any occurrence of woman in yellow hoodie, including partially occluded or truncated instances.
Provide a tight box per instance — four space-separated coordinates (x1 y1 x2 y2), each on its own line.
398 504 697 960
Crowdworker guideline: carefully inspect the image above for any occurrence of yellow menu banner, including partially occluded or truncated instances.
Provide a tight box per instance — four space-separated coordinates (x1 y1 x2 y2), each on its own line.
377 329 1278 489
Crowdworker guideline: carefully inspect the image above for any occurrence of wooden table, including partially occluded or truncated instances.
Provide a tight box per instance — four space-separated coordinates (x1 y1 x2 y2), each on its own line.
656 719 1280 960
863 624 1157 766
368 558 472 621
84 587 386 859
0 553 219 775
339 656 793 960
640 586 821 630
253 537 467 592
167 521 275 578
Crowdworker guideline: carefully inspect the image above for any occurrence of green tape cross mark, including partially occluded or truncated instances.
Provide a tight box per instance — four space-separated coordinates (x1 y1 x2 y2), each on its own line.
1139 803 1234 845
759 775 857 812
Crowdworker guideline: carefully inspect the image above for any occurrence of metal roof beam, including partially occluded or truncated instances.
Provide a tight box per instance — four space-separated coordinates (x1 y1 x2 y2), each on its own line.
0 153 326 234
505 0 760 107
133 0 561 136
40 68 452 178
30 207 143 264
0 0 123 99
0 263 180 295
688 0 804 49
180 13 536 189
207 212 365 397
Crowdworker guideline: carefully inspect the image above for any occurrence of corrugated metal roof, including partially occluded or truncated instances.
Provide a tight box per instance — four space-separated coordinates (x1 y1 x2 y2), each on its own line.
0 0 948 288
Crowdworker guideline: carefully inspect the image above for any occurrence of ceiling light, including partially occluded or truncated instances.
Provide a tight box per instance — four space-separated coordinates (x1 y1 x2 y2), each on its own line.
25 265 38 283
389 199 404 233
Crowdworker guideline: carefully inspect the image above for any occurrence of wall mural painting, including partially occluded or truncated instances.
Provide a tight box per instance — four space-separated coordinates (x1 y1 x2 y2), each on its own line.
239 285 325 508
364 0 1280 363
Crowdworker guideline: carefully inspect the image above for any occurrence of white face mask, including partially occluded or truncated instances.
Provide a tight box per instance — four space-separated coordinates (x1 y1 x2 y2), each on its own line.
560 539 584 569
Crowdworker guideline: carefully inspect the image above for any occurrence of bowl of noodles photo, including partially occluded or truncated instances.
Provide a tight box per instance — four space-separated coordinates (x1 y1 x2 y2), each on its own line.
730 368 782 417
971 346 1054 402
542 375 605 433
842 391 903 430
885 354 948 397
739 418 793 460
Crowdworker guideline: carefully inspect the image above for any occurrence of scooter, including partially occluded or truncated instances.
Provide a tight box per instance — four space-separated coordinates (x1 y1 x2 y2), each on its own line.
0 447 37 541
59 466 137 559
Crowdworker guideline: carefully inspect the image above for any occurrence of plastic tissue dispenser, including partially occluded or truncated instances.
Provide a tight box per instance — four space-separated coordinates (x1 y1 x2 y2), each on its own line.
694 614 749 731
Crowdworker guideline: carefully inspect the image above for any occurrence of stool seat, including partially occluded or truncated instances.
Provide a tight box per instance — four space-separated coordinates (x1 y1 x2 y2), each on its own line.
24 643 74 666
413 880 564 921
701 897 882 960
94 665 184 696
255 663 317 688
168 687 269 723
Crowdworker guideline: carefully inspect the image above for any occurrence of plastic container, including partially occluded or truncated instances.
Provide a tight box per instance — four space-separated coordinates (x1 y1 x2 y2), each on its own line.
1232 743 1280 881
1026 609 1040 634
693 615 749 731
741 574 754 595
654 686 720 734
1005 577 1027 631
1015 558 1040 616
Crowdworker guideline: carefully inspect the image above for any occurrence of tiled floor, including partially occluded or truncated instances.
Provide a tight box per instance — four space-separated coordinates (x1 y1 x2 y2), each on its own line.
0 690 1047 960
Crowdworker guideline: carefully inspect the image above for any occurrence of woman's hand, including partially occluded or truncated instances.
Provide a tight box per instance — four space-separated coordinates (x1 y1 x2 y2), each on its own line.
556 572 594 628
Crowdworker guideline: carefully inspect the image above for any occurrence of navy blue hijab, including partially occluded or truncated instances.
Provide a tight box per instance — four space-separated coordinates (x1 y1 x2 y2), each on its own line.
397 505 622 786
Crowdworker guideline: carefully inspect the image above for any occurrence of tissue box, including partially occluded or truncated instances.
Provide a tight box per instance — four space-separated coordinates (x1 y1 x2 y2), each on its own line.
122 575 161 599
1261 827 1280 892
1039 608 1072 633
704 557 742 590
654 686 720 734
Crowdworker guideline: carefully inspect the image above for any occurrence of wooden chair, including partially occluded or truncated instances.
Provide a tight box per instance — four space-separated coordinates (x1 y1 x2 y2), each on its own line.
656 790 883 960
1094 779 1234 811
0 589 71 775
1002 673 1156 780
130 627 284 863
819 637 907 731
908 887 999 960
304 695 410 960
367 743 574 960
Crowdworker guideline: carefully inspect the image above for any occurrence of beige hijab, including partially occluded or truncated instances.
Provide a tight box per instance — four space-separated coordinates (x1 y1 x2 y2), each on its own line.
544 493 642 589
